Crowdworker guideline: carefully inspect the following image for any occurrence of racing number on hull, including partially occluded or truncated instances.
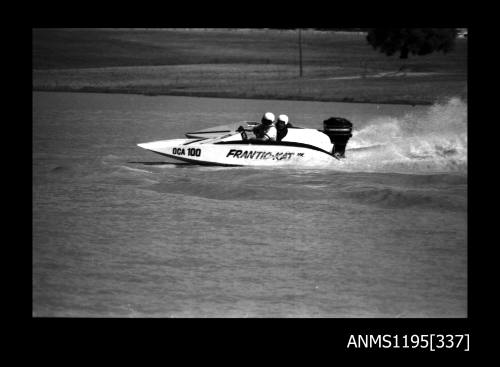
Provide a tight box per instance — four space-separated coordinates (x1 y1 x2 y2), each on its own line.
172 148 201 157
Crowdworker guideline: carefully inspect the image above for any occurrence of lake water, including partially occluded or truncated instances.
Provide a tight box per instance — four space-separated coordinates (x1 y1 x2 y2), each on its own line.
33 92 467 317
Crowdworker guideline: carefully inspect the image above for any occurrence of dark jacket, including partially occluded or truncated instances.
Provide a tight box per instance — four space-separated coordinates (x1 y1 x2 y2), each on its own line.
276 122 292 141
253 124 266 138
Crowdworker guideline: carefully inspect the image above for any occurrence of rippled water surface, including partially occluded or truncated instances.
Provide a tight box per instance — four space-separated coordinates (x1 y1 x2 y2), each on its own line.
33 92 467 317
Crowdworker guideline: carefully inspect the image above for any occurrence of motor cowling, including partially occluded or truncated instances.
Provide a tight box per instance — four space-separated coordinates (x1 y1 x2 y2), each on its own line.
322 117 353 158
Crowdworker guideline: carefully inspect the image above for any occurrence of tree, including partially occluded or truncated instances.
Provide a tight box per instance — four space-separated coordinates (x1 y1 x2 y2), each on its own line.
366 28 458 59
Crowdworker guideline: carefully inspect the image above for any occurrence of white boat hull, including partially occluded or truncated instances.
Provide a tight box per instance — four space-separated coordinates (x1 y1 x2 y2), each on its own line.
138 138 337 167
138 124 345 167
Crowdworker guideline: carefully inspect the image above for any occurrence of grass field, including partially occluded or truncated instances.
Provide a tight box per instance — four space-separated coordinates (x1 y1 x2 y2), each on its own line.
33 28 468 105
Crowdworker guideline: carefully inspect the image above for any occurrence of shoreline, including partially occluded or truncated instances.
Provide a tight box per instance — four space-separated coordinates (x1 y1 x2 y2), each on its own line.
32 86 433 106
33 29 466 108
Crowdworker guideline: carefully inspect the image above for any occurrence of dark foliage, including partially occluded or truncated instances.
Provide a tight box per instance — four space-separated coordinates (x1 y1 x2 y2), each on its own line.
366 28 458 59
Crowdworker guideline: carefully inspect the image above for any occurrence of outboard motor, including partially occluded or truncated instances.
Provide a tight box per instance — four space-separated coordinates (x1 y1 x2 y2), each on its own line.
322 117 353 158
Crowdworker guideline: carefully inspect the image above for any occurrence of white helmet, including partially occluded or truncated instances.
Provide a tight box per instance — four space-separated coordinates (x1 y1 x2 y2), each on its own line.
277 114 289 125
262 112 275 125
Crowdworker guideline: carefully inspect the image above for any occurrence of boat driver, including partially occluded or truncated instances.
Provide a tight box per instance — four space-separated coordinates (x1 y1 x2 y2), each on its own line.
276 114 293 141
253 112 277 141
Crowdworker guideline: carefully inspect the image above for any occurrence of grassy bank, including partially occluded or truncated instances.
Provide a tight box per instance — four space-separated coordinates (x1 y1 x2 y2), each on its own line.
33 29 468 105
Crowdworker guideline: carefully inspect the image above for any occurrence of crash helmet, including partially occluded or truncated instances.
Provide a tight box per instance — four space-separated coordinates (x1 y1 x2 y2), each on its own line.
261 112 275 125
277 114 289 125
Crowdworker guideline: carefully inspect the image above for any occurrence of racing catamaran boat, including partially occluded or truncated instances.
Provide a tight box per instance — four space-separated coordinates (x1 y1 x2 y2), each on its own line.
137 117 353 166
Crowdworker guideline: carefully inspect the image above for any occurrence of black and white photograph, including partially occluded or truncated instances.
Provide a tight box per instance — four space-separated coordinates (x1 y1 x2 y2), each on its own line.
32 28 467 320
